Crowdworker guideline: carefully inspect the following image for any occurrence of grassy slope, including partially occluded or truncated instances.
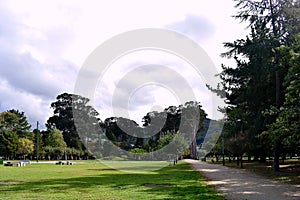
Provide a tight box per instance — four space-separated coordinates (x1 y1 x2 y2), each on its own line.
0 161 224 200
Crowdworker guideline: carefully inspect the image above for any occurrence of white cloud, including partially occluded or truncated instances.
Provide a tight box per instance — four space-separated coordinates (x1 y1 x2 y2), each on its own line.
0 80 49 128
93 49 214 124
0 0 248 128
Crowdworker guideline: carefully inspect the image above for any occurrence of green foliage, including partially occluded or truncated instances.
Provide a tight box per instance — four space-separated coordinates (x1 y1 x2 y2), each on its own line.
129 148 147 160
157 131 175 150
0 111 20 132
17 138 34 159
45 128 67 149
7 109 32 139
44 146 65 160
46 93 101 152
0 129 19 158
156 131 189 159
265 34 300 152
0 109 33 158
44 128 68 159
130 148 147 154
0 110 32 137
104 101 207 160
210 0 300 170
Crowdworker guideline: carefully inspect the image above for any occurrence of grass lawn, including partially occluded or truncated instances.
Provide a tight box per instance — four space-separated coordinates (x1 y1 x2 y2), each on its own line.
207 158 300 185
0 161 224 200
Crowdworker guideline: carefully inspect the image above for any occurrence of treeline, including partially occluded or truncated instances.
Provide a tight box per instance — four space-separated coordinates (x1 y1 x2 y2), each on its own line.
101 101 207 160
0 93 208 161
0 109 90 160
208 0 300 171
47 94 208 160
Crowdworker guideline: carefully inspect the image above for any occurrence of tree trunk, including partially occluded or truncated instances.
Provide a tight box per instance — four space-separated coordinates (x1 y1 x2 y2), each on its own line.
260 155 267 163
273 142 280 172
215 154 219 162
240 155 243 168
190 139 197 159
282 153 286 164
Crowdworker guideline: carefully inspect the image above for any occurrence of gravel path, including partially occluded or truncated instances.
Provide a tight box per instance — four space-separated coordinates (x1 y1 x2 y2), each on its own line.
185 159 300 200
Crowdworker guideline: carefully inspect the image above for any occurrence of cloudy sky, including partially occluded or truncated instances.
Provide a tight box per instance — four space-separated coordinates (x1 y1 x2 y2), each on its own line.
0 0 248 129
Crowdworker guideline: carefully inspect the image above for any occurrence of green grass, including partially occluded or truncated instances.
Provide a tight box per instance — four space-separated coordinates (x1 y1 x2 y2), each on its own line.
0 161 224 200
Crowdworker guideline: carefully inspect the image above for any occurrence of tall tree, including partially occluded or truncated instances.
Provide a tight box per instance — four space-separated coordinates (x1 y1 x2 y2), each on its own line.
44 128 67 160
45 128 67 149
212 0 300 171
46 93 100 150
263 34 300 161
8 109 32 139
0 111 20 132
0 129 19 159
179 101 207 159
0 111 30 159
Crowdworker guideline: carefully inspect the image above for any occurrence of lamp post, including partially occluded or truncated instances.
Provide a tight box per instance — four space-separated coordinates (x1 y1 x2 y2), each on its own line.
36 121 39 163
236 119 243 168
222 130 225 166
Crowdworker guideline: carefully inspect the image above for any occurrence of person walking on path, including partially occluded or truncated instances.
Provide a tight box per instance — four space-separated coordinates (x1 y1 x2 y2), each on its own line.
185 159 300 200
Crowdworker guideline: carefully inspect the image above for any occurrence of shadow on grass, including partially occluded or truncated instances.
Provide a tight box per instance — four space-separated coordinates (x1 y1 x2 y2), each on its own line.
1 163 223 200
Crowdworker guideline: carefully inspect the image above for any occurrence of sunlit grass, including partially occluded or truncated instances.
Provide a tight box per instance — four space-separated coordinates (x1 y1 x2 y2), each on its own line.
0 161 224 200
100 160 169 173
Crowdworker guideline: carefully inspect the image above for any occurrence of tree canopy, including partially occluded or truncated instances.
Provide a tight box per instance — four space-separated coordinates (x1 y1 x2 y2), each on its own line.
211 0 300 171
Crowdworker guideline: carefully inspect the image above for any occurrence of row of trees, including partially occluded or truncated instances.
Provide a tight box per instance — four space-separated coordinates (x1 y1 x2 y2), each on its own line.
209 0 300 171
0 109 89 160
0 93 209 161
102 101 207 159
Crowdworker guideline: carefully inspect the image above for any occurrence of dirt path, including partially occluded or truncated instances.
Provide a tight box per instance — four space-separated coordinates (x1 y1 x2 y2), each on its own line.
185 159 300 200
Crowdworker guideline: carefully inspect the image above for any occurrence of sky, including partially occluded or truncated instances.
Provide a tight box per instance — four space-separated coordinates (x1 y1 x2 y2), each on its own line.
0 0 248 130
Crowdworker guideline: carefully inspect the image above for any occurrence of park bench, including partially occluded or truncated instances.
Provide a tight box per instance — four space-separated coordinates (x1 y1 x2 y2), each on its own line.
20 160 31 165
4 161 26 167
56 161 73 165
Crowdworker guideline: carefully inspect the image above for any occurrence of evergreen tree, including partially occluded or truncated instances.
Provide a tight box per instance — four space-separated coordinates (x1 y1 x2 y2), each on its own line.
212 0 300 170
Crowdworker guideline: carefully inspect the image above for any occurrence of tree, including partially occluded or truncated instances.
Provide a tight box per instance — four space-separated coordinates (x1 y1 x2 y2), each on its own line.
130 148 147 160
211 0 300 171
141 102 207 159
0 111 19 132
157 131 189 158
8 109 32 139
0 110 33 159
45 128 67 149
46 93 100 151
45 129 67 160
18 138 34 159
33 129 45 160
263 34 300 162
0 129 19 159
181 101 207 159
0 111 24 159
0 110 32 138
